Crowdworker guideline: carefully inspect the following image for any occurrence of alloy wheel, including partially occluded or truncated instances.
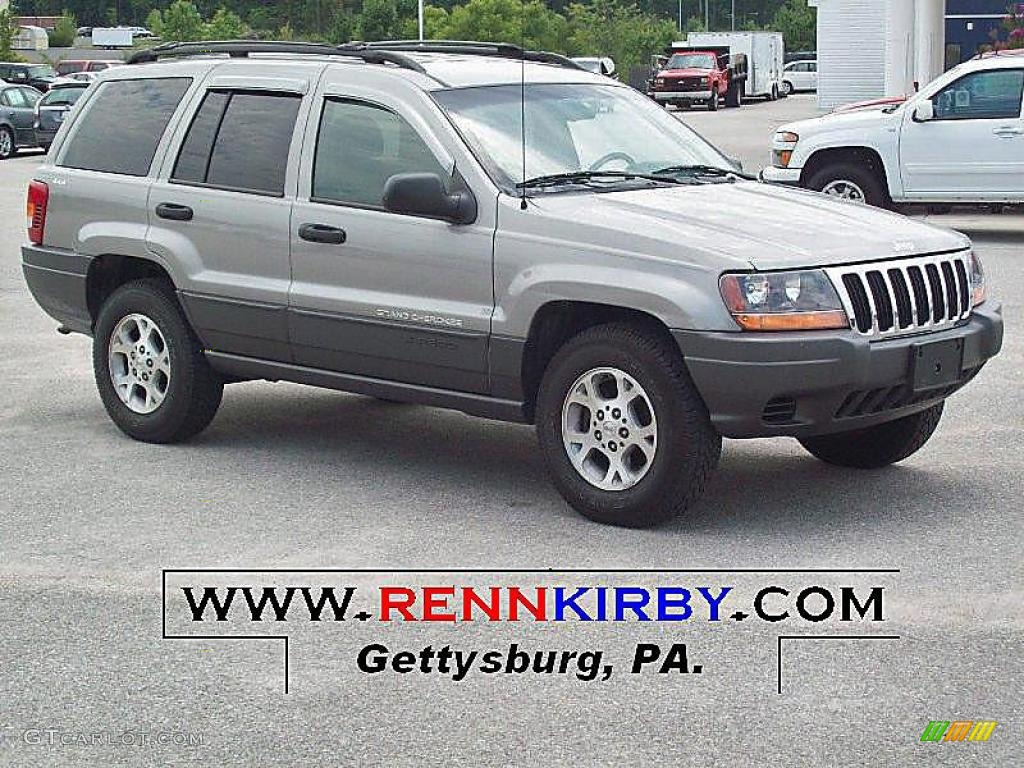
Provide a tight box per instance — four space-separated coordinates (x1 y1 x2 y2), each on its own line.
561 366 657 491
821 179 867 203
107 313 171 414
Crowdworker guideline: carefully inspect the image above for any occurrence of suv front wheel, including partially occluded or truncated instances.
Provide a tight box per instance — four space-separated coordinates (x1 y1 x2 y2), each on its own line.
536 323 721 527
807 162 889 208
799 403 944 468
93 279 223 443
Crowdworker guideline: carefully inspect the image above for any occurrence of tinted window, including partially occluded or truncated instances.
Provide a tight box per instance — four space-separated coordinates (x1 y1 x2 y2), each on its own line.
172 91 300 196
60 78 191 176
933 69 1024 120
313 99 445 208
172 91 230 184
2 88 30 108
41 87 84 107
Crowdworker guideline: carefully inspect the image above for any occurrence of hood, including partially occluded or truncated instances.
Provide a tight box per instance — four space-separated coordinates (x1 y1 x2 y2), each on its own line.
778 104 901 140
529 181 968 271
658 67 712 78
833 95 908 113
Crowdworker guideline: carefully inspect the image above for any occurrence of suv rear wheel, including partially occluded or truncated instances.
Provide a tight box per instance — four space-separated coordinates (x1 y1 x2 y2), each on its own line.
93 279 223 443
806 162 889 208
799 403 944 469
536 323 721 527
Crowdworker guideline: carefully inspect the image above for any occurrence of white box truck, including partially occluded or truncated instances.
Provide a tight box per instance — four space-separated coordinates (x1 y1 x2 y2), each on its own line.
685 31 785 100
92 27 134 49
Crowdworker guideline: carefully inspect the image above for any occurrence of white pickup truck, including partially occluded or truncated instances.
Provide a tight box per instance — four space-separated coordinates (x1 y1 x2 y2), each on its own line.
763 51 1024 207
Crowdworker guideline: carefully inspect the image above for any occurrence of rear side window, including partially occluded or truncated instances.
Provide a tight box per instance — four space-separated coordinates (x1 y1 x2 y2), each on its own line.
171 90 301 196
60 78 191 176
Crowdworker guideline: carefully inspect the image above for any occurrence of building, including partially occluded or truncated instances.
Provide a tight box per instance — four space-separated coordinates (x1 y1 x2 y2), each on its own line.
945 0 1010 65
809 0 1015 109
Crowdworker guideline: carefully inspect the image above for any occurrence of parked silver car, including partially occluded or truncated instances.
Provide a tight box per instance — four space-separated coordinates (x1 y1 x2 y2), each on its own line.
21 41 1003 526
0 82 43 159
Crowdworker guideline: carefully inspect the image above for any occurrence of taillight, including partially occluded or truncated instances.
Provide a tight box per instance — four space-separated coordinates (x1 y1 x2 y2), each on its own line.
27 180 48 245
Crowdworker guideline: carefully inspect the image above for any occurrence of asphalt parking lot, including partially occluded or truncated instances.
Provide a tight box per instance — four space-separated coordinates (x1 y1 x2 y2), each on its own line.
1 93 1021 766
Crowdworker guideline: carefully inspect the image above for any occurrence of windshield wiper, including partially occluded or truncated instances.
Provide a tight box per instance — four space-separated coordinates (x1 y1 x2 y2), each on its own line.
652 164 754 181
516 170 684 190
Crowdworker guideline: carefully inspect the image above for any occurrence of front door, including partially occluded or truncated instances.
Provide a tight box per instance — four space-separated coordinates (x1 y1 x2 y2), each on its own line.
289 89 495 394
1 87 39 145
900 66 1024 199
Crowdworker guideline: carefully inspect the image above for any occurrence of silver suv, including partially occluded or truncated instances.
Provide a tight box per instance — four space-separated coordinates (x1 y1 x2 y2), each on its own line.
22 41 1003 527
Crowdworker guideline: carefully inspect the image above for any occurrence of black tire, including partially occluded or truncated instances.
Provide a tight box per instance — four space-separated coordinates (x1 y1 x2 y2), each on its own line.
725 82 741 108
93 278 223 444
536 323 721 528
781 80 793 96
770 84 779 101
707 93 719 111
0 126 15 160
799 403 944 469
806 162 890 208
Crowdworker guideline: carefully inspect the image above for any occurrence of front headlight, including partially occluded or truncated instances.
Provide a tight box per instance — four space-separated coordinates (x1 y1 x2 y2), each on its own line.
970 251 985 306
775 131 799 143
719 270 849 331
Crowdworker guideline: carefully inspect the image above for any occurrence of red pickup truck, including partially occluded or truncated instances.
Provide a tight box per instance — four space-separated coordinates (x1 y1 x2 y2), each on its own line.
648 46 746 111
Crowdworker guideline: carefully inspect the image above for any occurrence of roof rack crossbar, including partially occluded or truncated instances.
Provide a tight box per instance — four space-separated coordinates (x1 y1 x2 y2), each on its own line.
125 40 429 74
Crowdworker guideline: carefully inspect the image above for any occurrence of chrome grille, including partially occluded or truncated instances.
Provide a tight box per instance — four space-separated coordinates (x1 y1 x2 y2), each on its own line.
824 251 972 338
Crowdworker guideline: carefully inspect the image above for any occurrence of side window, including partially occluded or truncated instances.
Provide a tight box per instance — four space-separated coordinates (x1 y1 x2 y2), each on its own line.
933 69 1024 120
810 62 818 73
20 88 41 106
3 88 28 108
60 77 191 176
171 90 301 196
312 98 446 208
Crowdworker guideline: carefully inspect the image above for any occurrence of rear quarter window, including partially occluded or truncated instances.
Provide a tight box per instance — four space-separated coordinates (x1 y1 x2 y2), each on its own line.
60 77 191 176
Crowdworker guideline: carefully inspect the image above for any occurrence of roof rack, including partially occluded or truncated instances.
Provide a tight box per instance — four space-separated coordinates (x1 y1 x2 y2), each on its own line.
342 40 584 70
125 40 428 74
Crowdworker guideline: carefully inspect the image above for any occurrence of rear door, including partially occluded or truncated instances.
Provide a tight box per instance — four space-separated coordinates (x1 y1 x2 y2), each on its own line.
1 87 38 144
900 66 1024 198
147 68 318 361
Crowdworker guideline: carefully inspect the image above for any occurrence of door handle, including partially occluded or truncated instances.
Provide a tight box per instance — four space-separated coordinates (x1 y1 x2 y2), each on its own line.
155 202 193 221
298 223 346 244
993 126 1024 137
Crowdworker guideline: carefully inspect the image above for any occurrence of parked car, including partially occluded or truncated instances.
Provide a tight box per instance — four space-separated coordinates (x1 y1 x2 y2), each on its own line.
782 59 817 95
55 59 122 76
764 54 1024 207
0 62 57 92
22 40 1003 527
648 46 745 110
63 71 101 83
572 56 616 78
34 80 88 150
0 83 43 159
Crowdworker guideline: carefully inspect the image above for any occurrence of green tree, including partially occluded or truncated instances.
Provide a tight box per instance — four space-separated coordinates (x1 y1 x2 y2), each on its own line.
329 8 356 43
567 0 677 78
0 7 22 61
204 6 245 38
145 8 164 38
359 0 398 41
161 0 205 41
48 11 77 47
442 0 567 50
771 0 815 52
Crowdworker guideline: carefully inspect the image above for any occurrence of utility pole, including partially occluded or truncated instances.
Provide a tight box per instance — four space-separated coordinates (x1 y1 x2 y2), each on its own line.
732 0 736 31
678 0 683 33
418 0 424 40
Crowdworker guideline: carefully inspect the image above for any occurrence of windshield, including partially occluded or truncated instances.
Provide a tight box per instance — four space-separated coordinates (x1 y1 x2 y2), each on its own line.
28 65 56 79
434 83 733 191
666 53 717 70
41 86 86 107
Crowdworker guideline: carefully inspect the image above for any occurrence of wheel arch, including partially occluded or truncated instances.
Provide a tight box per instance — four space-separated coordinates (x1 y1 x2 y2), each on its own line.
799 145 892 196
86 254 178 329
518 300 681 422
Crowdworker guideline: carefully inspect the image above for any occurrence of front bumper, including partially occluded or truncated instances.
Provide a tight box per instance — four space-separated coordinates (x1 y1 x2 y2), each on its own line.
760 165 801 184
673 300 1003 438
651 90 713 102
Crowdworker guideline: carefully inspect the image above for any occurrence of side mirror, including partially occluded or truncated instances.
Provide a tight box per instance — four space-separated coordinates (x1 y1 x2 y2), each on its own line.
382 173 477 225
913 100 934 122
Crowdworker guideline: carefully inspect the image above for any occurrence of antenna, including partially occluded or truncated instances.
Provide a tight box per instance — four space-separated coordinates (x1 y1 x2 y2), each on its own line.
519 0 528 210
